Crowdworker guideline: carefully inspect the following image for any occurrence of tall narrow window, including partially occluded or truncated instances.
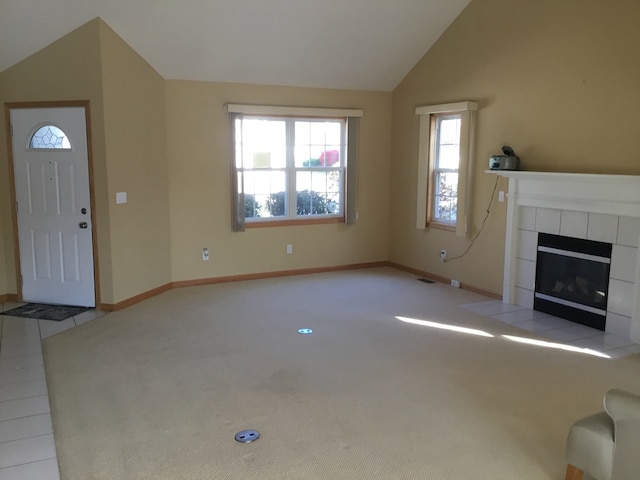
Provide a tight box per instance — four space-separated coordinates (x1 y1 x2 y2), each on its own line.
432 113 461 223
415 101 477 236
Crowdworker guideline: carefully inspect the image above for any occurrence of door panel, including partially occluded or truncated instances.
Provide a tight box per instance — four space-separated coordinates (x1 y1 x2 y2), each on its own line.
10 107 95 307
32 230 52 280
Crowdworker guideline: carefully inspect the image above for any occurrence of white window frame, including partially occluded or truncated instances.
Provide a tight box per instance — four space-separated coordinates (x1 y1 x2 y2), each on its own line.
432 113 462 225
227 104 363 230
237 115 346 222
415 101 477 236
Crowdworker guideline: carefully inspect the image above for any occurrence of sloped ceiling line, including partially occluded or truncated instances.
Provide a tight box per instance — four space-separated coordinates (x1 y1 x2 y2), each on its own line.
0 0 472 91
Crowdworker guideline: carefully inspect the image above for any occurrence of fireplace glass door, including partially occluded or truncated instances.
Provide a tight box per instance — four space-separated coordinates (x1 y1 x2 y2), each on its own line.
534 233 611 330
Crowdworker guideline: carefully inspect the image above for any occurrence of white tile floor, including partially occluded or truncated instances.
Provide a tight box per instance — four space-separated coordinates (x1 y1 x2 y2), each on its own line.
462 300 640 359
0 303 105 480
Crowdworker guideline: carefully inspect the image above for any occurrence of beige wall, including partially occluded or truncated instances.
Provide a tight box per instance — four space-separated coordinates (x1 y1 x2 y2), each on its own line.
0 19 111 301
7 0 637 304
166 81 391 281
0 19 173 305
98 22 171 302
0 18 390 304
389 0 640 295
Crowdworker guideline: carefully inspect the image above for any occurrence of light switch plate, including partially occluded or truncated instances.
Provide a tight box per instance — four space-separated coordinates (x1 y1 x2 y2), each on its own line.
116 192 127 204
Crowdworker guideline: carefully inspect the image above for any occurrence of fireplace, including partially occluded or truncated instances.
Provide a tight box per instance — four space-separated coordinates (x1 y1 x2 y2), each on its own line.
490 170 640 343
534 233 611 330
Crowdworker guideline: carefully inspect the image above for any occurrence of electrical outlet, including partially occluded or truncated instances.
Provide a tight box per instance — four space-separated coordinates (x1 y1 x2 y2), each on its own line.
440 249 447 262
451 279 461 288
286 244 293 254
202 248 209 261
498 191 505 202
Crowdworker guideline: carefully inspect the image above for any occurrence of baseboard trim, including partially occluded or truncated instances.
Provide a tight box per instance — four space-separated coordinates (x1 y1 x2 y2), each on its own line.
0 293 19 304
100 262 389 311
387 262 502 300
100 283 173 312
171 262 389 289
97 261 500 312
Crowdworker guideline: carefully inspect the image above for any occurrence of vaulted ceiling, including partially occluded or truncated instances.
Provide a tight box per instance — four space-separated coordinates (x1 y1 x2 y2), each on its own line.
0 0 471 91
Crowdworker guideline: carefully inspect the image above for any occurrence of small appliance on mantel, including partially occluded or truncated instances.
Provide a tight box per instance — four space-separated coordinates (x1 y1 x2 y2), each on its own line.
489 145 520 170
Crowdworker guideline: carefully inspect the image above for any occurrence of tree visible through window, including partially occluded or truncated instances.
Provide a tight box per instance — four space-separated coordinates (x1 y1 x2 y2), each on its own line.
414 101 477 235
433 114 461 223
235 116 345 221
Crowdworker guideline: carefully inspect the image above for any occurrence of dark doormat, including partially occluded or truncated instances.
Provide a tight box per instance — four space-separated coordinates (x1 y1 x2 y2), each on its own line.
1 303 92 322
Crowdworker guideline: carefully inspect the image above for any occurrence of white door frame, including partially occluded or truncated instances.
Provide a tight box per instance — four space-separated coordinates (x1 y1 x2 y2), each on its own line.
5 100 101 307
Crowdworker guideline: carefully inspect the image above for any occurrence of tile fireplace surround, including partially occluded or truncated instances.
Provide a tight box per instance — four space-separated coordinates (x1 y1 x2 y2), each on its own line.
491 170 640 343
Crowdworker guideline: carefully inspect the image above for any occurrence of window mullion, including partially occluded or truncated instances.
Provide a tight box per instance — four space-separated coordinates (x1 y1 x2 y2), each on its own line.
340 122 347 216
286 120 296 217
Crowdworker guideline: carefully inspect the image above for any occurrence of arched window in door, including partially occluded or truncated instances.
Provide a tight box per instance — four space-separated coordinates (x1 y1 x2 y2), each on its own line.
29 125 71 149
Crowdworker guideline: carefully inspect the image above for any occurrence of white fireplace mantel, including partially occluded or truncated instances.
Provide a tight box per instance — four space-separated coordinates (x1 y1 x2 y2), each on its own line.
490 170 640 217
488 170 640 343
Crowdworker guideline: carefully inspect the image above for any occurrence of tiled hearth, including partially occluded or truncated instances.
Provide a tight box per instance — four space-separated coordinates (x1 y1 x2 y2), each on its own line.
491 171 640 344
462 299 640 359
513 206 637 338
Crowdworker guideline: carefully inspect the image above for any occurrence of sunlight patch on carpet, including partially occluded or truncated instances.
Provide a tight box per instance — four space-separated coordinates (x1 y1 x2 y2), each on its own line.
396 315 494 337
502 335 610 358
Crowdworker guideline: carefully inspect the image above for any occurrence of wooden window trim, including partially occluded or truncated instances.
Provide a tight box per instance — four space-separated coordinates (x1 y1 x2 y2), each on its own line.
415 101 477 236
245 216 345 228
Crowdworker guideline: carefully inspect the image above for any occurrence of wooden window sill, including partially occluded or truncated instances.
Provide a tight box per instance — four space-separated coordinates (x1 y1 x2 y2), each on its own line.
246 217 345 228
427 221 456 232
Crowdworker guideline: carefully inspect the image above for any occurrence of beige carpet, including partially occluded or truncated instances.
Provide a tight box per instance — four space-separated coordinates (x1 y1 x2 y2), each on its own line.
43 267 640 479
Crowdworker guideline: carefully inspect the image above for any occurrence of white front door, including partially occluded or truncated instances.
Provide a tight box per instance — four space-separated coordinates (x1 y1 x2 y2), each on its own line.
10 106 96 307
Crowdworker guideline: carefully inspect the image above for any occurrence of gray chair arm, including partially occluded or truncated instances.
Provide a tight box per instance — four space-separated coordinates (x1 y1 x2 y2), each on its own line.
604 388 640 422
603 388 640 480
